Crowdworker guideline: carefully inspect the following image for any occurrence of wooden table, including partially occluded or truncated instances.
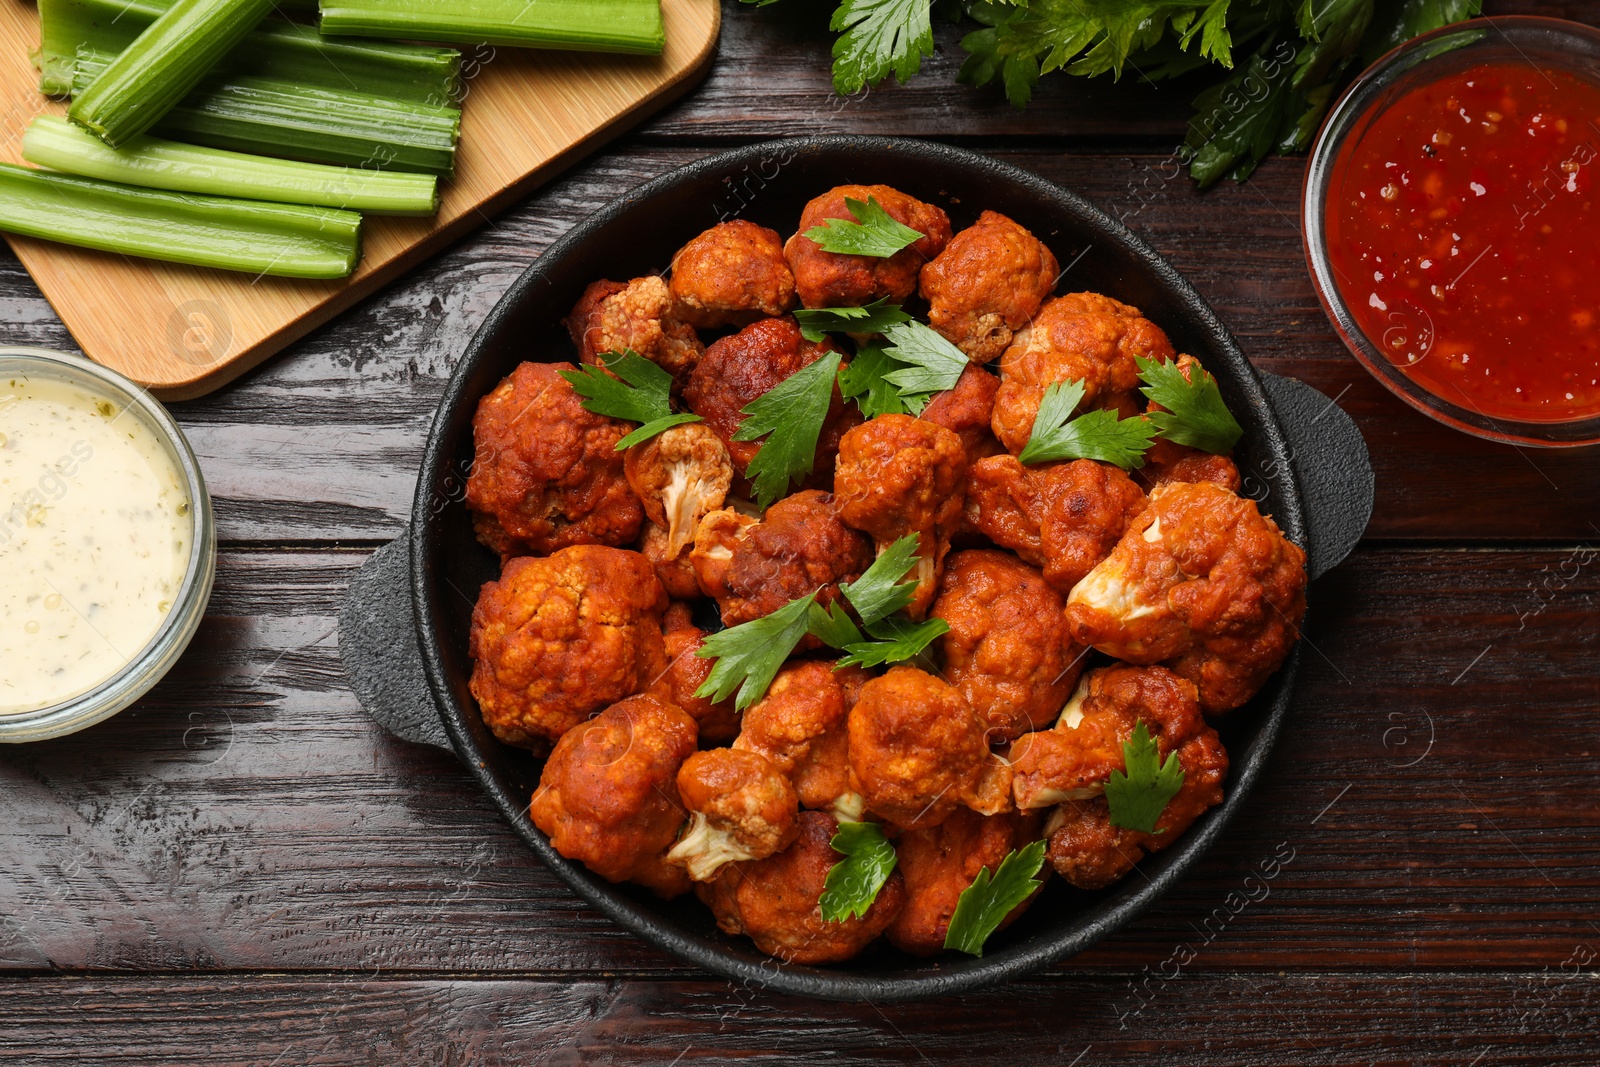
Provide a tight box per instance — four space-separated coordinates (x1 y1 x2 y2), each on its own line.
3 3 1597 1062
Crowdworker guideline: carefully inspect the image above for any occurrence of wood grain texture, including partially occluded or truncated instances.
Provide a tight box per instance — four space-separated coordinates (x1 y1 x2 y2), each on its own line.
0 0 719 398
0 546 1593 976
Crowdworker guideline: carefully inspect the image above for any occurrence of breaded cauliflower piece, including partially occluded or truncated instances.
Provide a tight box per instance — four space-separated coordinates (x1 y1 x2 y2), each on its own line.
965 455 1147 595
697 810 907 964
931 549 1087 742
784 184 953 308
636 520 704 600
991 292 1176 454
918 210 1059 364
848 666 1014 830
919 363 1003 458
667 747 801 881
624 422 734 560
669 220 798 329
529 693 698 897
1066 481 1308 713
734 659 870 819
682 316 861 487
648 602 741 743
833 414 968 619
565 276 704 382
469 546 669 749
465 361 643 559
887 808 1044 956
688 490 873 630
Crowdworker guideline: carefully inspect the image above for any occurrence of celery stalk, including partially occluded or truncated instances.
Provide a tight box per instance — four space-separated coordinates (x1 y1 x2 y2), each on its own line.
0 163 362 279
69 0 279 146
75 53 461 177
23 117 440 216
317 0 665 55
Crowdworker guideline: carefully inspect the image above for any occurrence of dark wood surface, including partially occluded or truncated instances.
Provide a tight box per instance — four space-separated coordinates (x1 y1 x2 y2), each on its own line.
3 1 1599 1062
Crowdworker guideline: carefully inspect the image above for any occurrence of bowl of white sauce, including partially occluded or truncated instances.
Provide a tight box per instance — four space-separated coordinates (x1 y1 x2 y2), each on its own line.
0 346 214 741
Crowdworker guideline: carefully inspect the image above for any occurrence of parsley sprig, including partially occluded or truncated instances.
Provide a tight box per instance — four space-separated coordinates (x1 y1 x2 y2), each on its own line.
803 195 925 258
1017 378 1157 469
942 839 1048 956
693 595 816 712
810 534 949 669
819 820 899 922
828 0 935 95
837 344 912 419
734 351 843 509
1104 722 1185 835
793 298 913 343
559 350 702 449
1136 355 1243 455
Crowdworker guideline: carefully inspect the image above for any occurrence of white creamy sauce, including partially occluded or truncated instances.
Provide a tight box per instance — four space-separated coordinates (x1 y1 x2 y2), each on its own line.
0 375 190 714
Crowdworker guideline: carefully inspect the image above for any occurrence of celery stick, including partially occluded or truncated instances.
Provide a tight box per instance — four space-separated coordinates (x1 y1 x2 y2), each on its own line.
23 116 440 216
0 163 361 279
318 0 664 55
70 0 277 146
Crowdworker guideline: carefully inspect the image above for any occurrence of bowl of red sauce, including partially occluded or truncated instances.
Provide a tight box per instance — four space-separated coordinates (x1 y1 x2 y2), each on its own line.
1304 16 1600 446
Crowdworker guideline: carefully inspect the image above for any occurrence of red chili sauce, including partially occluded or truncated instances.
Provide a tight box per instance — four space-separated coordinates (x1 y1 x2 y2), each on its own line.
1326 62 1600 423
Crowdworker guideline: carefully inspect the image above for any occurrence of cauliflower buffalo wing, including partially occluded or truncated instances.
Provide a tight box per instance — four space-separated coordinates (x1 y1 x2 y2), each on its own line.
624 422 734 559
636 521 704 600
529 693 698 897
919 363 1003 459
1067 481 1307 713
919 210 1059 364
848 666 1013 830
784 184 952 308
833 414 968 619
932 550 1086 742
992 292 1176 454
669 220 798 329
648 602 741 743
465 361 643 559
682 316 861 483
667 747 801 881
966 455 1147 595
689 489 873 630
887 808 1044 956
565 276 703 382
698 810 907 964
734 659 870 818
469 546 668 748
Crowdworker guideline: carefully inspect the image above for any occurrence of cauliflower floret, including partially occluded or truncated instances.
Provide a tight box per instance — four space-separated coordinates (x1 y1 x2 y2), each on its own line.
919 363 1004 459
624 422 734 559
886 808 1044 957
636 520 704 600
465 361 643 559
734 659 871 818
565 276 704 382
848 666 1014 830
991 292 1176 454
918 210 1059 364
697 811 906 964
1066 481 1308 712
784 183 952 308
833 414 968 619
667 747 800 881
647 602 741 743
529 693 698 898
669 220 798 329
931 549 1087 742
965 454 1147 595
468 546 668 749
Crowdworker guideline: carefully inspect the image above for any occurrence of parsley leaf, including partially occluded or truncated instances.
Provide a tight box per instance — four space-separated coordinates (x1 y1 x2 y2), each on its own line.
1104 722 1186 834
793 298 914 343
693 594 816 711
733 351 843 509
807 599 868 649
839 533 921 626
803 195 925 258
807 534 947 668
837 615 949 670
559 351 703 450
819 820 899 922
838 344 914 419
942 839 1047 955
830 0 936 95
1017 379 1157 468
881 321 968 398
1135 355 1243 454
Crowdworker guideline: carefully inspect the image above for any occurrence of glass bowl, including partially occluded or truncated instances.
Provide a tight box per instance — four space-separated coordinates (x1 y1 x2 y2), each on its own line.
0 346 216 742
1303 16 1600 447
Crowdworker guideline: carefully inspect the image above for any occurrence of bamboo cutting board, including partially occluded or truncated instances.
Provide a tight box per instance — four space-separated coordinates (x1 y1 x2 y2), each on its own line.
0 0 720 398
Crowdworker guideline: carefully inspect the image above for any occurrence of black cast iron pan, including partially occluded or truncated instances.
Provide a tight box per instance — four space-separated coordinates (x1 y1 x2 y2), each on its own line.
340 136 1374 1002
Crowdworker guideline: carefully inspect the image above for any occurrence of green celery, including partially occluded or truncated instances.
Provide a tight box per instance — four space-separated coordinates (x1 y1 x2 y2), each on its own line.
23 116 440 216
318 0 664 55
75 53 461 177
69 0 277 146
0 163 362 279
